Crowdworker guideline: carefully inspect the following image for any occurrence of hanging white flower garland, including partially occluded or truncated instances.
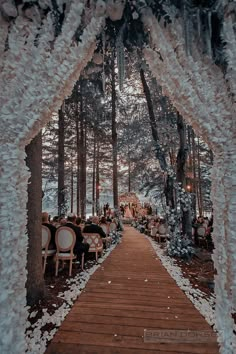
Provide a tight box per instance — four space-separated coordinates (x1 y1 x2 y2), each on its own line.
140 5 236 353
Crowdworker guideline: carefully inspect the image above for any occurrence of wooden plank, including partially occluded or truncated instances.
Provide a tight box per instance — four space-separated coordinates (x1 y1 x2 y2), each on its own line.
66 307 205 323
52 331 218 353
72 301 205 316
65 313 210 330
46 343 187 354
77 291 191 304
75 296 197 310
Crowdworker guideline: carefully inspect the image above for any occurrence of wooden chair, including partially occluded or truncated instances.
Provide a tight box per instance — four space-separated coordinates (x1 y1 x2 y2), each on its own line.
197 226 208 249
156 224 168 243
100 223 109 234
146 223 152 236
82 233 103 265
100 224 112 248
55 227 76 276
42 225 56 274
109 222 117 233
150 226 158 239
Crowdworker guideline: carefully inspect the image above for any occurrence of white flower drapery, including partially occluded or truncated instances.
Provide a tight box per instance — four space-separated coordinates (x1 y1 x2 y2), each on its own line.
0 1 105 353
142 7 236 354
0 1 235 353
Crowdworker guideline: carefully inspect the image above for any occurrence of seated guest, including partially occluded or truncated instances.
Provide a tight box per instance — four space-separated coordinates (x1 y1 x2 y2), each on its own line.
85 216 92 225
100 216 107 224
52 216 60 228
76 216 84 231
42 212 56 250
63 213 89 261
59 217 67 226
76 216 82 226
83 216 106 239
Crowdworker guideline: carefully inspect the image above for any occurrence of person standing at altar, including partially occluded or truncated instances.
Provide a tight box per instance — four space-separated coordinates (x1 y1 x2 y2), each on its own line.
120 205 125 217
103 204 106 216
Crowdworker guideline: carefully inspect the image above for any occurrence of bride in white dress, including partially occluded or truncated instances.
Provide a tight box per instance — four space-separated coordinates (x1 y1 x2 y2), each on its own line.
124 205 133 218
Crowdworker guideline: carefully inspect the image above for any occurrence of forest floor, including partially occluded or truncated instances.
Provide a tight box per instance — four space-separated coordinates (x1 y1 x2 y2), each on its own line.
174 249 215 297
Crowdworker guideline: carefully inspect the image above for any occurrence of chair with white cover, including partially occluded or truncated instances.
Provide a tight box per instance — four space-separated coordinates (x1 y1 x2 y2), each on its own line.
146 222 153 236
156 224 168 243
109 222 117 233
100 224 112 248
82 233 103 263
42 226 56 274
197 226 208 248
150 226 158 239
55 227 77 276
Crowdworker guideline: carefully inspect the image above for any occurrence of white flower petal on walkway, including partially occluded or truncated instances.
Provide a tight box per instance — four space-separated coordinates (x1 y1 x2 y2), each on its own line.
146 235 216 326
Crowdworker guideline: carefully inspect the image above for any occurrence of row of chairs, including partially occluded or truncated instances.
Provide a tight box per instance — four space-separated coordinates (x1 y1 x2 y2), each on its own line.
42 226 104 276
148 224 169 242
150 225 208 247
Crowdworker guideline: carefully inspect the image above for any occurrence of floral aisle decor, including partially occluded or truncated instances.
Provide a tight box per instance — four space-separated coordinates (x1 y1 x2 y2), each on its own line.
141 3 236 353
25 241 119 354
0 1 106 353
164 171 194 259
166 207 194 260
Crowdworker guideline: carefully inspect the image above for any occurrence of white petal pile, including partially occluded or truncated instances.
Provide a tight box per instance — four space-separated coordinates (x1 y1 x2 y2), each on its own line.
25 242 119 353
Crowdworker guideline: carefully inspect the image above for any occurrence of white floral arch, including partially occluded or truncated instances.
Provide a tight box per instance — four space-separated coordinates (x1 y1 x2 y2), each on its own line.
0 1 235 353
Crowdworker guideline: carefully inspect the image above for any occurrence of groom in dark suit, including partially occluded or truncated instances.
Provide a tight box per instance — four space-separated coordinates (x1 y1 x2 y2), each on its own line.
83 216 106 239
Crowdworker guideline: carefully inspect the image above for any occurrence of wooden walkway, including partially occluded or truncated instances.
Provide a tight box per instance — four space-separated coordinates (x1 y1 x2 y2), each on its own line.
46 226 219 354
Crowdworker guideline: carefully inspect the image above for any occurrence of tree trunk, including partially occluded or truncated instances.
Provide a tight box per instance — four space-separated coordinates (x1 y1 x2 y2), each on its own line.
76 116 80 215
140 68 174 207
197 137 203 215
188 126 196 217
92 131 96 216
96 141 100 216
111 50 118 210
70 165 74 213
25 132 45 305
79 87 86 218
176 113 187 187
140 68 167 171
58 106 66 216
83 120 87 217
75 84 80 215
128 150 131 193
191 128 197 216
176 113 192 238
